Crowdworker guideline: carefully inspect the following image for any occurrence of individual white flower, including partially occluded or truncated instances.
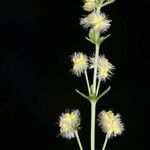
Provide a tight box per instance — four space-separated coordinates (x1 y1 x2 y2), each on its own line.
83 0 96 11
98 110 124 138
80 10 111 33
59 110 81 139
71 52 88 77
90 55 115 81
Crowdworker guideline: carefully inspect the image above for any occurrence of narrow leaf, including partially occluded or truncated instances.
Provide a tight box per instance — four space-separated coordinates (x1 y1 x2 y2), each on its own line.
96 86 111 101
75 89 90 101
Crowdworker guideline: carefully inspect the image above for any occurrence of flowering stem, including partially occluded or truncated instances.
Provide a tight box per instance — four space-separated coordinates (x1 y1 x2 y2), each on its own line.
84 70 91 95
96 79 101 96
102 133 109 150
93 44 100 94
91 101 96 150
75 131 84 150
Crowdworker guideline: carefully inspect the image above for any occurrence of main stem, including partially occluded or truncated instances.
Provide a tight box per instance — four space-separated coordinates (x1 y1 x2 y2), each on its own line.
93 44 100 94
91 101 96 150
84 70 91 95
102 134 109 150
96 79 101 96
75 131 84 150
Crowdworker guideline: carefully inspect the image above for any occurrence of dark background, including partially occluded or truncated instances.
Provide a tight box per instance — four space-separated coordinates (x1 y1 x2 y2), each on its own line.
0 0 149 149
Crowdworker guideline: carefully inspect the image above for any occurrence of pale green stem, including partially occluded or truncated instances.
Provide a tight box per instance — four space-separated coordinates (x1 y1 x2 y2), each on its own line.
92 44 100 94
102 134 109 150
75 131 84 150
84 70 91 95
91 101 96 150
96 79 101 96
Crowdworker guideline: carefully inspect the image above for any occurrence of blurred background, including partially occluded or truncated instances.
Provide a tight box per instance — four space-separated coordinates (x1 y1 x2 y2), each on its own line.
0 0 149 149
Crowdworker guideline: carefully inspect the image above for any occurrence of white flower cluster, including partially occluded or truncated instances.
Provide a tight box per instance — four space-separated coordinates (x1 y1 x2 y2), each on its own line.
71 52 115 81
80 10 111 33
71 52 88 77
90 55 115 81
57 1 125 150
98 110 124 138
59 110 80 139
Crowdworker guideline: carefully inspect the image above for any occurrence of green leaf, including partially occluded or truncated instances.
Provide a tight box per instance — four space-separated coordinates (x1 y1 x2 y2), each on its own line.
97 0 105 5
97 34 110 45
96 0 115 10
75 89 90 101
96 86 111 101
90 84 94 94
101 0 116 8
89 30 96 44
86 30 101 45
85 37 95 44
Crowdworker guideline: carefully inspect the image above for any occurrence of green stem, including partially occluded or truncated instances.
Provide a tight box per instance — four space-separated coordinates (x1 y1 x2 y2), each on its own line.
75 131 84 150
92 44 100 94
102 134 109 150
91 101 96 150
96 79 101 96
84 70 91 95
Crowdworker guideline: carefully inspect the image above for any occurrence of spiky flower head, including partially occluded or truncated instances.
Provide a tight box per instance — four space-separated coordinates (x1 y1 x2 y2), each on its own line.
59 110 81 139
83 0 96 12
98 110 124 138
71 52 88 77
80 10 111 33
90 55 115 81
